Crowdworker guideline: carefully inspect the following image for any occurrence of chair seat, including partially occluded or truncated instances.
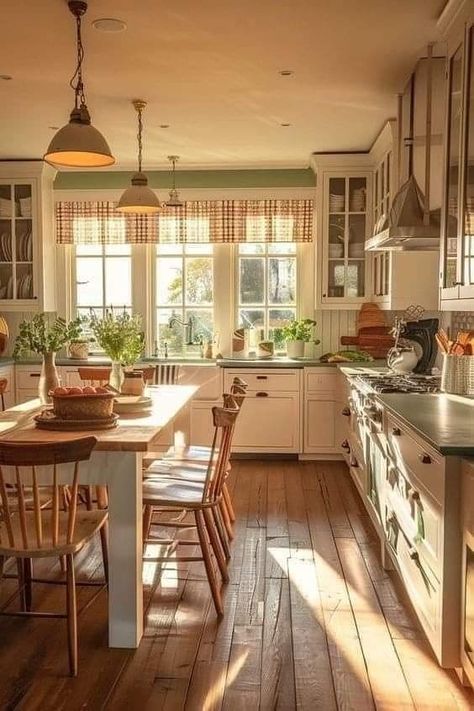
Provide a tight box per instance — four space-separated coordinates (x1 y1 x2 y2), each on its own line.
0 509 108 558
142 476 207 507
143 446 216 470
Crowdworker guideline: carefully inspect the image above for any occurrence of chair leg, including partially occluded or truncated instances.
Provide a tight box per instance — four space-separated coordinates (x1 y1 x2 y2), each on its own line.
212 506 231 562
84 486 93 511
23 558 32 611
195 510 223 617
66 554 78 677
0 556 4 580
219 498 234 541
96 485 109 509
16 558 26 611
99 522 109 584
223 483 236 523
203 508 229 583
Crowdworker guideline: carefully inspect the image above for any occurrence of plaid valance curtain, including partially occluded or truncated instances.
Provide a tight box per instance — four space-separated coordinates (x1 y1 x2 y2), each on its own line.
56 199 313 245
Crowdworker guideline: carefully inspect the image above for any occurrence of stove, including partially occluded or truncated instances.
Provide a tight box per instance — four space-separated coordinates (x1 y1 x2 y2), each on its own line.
354 372 441 395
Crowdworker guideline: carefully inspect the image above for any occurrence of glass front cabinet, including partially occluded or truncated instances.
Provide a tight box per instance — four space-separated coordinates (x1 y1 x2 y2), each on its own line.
0 162 56 311
372 150 391 302
441 21 474 307
313 155 372 308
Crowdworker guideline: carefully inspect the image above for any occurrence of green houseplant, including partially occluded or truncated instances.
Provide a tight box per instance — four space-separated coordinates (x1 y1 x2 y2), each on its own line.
13 313 83 403
278 318 319 358
89 309 145 390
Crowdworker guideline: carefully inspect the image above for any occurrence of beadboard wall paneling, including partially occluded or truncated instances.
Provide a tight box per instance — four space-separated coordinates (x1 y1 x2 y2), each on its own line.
313 309 358 358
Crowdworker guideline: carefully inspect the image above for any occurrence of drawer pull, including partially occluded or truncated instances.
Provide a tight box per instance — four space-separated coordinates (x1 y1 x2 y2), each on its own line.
408 547 419 561
256 391 268 397
256 375 267 380
419 453 431 464
341 406 351 417
341 439 350 451
29 373 41 378
392 427 401 437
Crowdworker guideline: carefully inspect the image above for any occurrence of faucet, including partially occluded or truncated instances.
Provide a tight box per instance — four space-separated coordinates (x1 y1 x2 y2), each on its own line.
168 314 195 346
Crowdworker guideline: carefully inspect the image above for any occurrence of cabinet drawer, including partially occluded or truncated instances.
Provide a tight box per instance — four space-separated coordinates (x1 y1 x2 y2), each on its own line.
305 368 338 393
386 414 444 504
223 369 299 393
232 392 300 452
16 368 42 389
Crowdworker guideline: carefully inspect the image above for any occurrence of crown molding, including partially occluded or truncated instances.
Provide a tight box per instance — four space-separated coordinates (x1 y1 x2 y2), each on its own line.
437 0 470 37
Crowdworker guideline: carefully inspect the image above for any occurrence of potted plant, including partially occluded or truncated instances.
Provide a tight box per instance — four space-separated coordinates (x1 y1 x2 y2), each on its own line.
89 309 145 391
278 318 319 358
13 313 83 403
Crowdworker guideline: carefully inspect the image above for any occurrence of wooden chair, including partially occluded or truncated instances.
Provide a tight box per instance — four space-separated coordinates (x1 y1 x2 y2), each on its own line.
155 363 180 385
77 367 111 387
0 437 108 676
142 401 240 616
0 378 8 411
140 366 156 385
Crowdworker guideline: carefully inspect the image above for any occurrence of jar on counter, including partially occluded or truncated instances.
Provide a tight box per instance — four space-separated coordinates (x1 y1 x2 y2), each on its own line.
121 370 145 396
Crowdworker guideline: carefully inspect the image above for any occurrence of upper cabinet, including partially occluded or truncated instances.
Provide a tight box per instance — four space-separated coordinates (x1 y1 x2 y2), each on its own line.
312 154 372 309
440 4 474 309
0 162 56 311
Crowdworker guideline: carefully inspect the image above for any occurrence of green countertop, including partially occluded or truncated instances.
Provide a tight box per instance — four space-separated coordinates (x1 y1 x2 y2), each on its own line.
376 392 474 456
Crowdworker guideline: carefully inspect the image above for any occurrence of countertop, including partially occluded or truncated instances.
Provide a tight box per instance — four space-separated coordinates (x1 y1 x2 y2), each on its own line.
375 392 474 456
217 357 385 369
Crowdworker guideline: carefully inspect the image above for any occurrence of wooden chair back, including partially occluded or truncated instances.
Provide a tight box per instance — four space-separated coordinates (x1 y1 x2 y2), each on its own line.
202 400 240 504
0 377 8 411
0 437 97 554
139 366 156 384
229 383 247 408
77 367 111 387
155 363 180 385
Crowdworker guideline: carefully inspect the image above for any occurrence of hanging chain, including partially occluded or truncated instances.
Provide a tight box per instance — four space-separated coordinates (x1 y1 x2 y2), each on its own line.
137 105 143 173
171 157 176 189
69 7 87 109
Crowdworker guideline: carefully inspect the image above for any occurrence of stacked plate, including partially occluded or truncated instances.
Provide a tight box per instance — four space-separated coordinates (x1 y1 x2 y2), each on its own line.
19 197 32 218
0 198 12 218
16 228 32 261
0 233 12 262
350 188 366 212
329 193 345 212
17 273 32 299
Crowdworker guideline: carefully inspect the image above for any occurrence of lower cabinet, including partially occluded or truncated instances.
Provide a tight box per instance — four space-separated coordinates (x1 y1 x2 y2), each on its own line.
303 368 339 455
231 392 300 453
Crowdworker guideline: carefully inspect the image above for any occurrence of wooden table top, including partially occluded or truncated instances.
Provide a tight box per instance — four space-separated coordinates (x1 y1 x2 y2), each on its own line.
0 385 198 451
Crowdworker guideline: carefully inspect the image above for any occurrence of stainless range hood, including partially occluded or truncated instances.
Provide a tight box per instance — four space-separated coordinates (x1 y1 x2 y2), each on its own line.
365 174 441 251
367 44 442 252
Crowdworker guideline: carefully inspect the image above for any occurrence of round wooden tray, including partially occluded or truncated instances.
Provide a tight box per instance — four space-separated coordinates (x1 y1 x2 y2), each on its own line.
113 395 153 414
34 410 119 431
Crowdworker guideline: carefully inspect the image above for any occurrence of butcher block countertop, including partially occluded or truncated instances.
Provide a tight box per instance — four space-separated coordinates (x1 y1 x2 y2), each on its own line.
375 392 474 456
0 385 197 452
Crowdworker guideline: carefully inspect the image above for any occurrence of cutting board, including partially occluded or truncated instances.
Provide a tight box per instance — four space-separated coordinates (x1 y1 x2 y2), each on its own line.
340 302 394 357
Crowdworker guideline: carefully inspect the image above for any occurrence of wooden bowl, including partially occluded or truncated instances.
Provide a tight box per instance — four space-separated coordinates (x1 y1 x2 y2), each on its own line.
52 392 115 420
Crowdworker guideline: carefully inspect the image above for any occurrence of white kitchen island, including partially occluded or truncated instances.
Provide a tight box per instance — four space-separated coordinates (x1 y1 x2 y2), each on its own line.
0 385 197 648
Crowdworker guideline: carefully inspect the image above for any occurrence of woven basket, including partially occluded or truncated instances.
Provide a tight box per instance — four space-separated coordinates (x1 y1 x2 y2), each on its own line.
52 392 114 420
441 354 474 396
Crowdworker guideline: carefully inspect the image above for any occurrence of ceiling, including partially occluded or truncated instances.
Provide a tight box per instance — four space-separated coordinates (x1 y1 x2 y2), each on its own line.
0 0 447 169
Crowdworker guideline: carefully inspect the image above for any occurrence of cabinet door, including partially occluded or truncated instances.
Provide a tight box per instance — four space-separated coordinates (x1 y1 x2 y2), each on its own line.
441 44 464 299
304 395 336 453
460 27 474 300
232 393 300 452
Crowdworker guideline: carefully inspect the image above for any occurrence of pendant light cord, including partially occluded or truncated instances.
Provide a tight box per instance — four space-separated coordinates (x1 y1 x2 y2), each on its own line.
69 5 87 110
171 157 176 189
137 106 143 173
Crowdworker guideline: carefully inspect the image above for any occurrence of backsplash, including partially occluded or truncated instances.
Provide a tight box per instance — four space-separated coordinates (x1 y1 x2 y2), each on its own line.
451 311 474 333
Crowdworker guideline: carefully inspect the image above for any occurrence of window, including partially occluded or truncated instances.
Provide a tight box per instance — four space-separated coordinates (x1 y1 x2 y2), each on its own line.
237 242 297 340
156 243 214 353
74 243 132 320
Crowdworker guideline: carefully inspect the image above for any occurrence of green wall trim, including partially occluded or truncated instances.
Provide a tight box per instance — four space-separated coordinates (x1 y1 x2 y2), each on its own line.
54 168 315 190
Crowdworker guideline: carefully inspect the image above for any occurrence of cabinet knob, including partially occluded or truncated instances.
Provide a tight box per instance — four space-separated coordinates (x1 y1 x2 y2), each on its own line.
350 457 359 468
341 406 351 417
419 453 431 464
256 391 268 397
341 439 350 451
408 548 419 561
392 427 401 437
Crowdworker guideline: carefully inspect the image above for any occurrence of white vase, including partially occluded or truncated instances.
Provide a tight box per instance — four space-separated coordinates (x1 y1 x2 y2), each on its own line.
286 340 305 358
109 361 124 392
38 351 60 404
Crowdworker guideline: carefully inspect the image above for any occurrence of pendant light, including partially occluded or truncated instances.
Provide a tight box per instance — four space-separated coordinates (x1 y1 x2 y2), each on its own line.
116 100 161 214
44 1 115 168
165 155 184 208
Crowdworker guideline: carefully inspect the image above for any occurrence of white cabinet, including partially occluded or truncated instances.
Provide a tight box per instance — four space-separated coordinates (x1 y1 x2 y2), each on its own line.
179 365 223 447
15 363 42 403
0 162 56 311
223 368 301 453
461 459 474 688
303 368 339 455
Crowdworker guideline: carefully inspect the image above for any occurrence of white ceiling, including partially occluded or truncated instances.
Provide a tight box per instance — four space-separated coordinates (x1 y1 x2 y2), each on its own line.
0 0 447 169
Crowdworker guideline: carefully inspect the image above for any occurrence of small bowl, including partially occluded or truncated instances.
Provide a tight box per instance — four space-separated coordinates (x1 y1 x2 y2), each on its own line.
52 392 115 420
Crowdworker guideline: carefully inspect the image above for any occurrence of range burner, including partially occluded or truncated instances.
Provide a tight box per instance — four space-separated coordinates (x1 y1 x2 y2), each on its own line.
355 372 440 394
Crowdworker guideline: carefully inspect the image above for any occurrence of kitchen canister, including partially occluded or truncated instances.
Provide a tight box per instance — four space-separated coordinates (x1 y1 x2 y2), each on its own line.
440 354 474 395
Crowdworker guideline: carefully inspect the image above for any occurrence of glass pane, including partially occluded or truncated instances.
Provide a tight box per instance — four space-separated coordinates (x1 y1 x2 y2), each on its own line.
239 258 264 304
76 244 103 256
105 258 131 306
15 219 33 262
185 243 213 255
157 308 184 353
185 257 213 304
464 29 474 285
268 257 296 304
268 242 296 254
239 243 265 255
0 220 13 263
328 215 345 258
157 242 183 255
186 308 214 341
76 257 103 306
329 177 345 212
347 260 365 297
444 45 463 288
349 177 366 212
0 263 13 299
0 185 12 218
105 243 131 256
156 257 183 305
14 184 32 217
238 309 264 330
16 263 33 299
327 261 345 298
268 308 296 331
348 214 366 258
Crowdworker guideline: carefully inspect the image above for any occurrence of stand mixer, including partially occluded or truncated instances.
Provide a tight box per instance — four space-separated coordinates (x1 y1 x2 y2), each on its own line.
387 308 439 375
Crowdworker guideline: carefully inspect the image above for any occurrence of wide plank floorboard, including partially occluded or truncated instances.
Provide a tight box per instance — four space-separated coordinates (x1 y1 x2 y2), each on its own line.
0 460 472 710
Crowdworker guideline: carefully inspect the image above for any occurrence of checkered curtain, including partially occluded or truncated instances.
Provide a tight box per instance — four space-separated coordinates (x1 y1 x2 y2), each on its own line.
56 199 313 244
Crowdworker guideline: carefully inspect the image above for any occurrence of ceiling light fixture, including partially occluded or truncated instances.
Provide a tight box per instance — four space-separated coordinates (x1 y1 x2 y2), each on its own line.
92 17 127 32
165 156 184 208
44 1 114 168
116 100 161 214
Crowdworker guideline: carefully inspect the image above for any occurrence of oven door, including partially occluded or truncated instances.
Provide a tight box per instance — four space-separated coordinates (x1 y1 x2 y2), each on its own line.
463 529 474 686
364 410 387 530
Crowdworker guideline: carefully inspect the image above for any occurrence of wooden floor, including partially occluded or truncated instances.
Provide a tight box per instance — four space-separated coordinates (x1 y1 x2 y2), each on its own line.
0 461 473 710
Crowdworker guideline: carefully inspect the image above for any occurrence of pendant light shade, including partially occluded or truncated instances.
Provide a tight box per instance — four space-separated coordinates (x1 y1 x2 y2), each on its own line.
44 1 114 168
166 155 184 208
116 100 161 214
